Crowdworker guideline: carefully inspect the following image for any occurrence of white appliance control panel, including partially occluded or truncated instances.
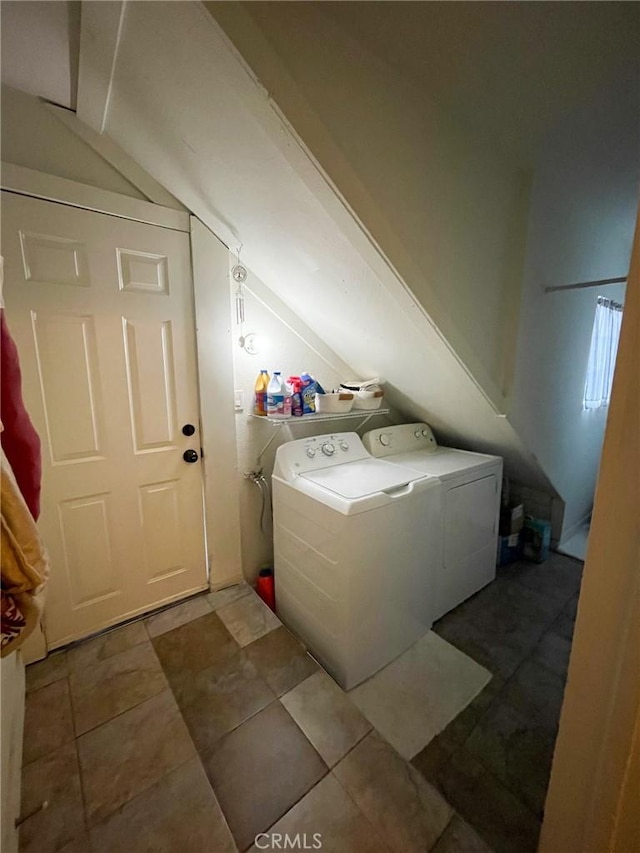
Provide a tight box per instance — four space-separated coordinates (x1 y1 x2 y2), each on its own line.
274 433 368 481
363 423 438 457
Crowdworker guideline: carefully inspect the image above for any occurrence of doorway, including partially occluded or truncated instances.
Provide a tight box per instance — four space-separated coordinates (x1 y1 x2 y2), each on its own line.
1 191 208 647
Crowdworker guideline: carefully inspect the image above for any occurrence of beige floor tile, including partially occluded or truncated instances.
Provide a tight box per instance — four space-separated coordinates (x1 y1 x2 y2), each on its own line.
431 815 494 853
244 626 318 697
19 741 85 853
206 583 252 611
69 641 168 735
78 688 196 825
247 773 389 853
151 611 238 687
90 758 236 853
23 679 74 765
145 596 212 638
334 731 453 853
216 593 281 647
25 652 68 694
281 671 371 767
349 632 491 759
175 650 274 753
67 621 148 673
202 701 327 851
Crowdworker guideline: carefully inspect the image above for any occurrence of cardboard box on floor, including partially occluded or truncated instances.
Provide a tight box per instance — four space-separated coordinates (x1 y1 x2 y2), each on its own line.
500 503 524 536
497 532 522 566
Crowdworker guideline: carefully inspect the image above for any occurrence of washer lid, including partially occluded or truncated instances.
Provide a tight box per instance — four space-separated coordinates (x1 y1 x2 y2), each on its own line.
299 457 425 499
390 448 500 480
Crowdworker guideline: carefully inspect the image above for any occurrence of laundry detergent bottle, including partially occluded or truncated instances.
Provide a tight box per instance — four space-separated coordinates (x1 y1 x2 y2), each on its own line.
300 371 325 414
282 378 293 419
288 376 303 417
254 369 270 416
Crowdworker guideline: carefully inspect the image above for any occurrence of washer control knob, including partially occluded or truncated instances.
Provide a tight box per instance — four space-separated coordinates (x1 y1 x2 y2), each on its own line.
379 434 390 446
306 448 316 458
414 429 422 438
421 429 430 438
321 443 335 456
340 442 349 451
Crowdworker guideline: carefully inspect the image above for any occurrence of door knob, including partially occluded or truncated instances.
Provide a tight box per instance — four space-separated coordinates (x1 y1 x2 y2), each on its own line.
183 449 199 463
182 424 196 436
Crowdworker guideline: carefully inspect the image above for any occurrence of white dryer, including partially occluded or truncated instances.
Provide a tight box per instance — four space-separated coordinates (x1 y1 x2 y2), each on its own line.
363 424 502 620
272 432 442 689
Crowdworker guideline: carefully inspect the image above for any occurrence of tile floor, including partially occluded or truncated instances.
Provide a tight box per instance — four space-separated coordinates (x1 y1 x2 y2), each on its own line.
20 585 490 853
349 631 490 760
413 552 583 853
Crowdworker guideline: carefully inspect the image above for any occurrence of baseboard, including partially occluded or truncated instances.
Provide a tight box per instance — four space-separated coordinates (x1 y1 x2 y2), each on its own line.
560 511 592 545
209 573 245 593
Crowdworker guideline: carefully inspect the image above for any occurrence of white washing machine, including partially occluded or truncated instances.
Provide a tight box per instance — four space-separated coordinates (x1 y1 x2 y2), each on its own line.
272 432 442 690
363 423 502 620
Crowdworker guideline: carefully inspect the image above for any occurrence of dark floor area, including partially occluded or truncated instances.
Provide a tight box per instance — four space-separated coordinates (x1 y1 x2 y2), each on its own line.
412 552 582 853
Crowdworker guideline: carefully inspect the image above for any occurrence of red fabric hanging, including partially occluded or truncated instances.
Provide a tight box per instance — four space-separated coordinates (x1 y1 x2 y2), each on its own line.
1 310 42 520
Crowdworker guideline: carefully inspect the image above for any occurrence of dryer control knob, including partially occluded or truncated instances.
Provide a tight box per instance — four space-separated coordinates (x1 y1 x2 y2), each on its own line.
414 430 422 438
421 429 430 438
340 442 349 451
321 443 335 456
306 448 316 458
379 434 390 446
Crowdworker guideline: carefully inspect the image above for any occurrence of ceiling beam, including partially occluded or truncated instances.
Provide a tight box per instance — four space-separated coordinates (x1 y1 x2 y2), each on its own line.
77 0 126 133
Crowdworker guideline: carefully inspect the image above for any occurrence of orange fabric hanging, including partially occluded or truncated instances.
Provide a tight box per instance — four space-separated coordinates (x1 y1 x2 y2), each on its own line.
1 443 49 655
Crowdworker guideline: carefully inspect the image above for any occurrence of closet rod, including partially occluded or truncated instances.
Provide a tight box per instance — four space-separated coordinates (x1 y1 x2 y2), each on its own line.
545 276 626 294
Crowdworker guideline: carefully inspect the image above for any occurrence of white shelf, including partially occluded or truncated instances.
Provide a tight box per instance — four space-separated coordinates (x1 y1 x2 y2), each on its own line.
251 409 391 463
251 408 390 426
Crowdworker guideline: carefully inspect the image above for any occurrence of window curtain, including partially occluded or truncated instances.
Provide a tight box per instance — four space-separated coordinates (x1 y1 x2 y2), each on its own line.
583 296 623 410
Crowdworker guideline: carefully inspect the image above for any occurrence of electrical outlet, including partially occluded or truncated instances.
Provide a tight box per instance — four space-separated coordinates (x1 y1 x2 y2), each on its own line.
234 390 244 412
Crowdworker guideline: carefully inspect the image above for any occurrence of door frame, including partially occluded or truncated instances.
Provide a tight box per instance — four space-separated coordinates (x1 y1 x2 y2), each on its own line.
1 162 244 595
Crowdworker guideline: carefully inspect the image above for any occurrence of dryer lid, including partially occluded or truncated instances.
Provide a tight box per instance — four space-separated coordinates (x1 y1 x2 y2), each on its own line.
390 448 500 480
299 457 425 499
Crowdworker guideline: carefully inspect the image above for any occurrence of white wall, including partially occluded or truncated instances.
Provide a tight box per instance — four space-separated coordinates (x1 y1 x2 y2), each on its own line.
191 219 244 588
208 2 638 537
510 78 638 535
96 1 554 500
231 264 394 583
1 85 145 199
1 1 78 109
1 651 25 853
208 1 526 408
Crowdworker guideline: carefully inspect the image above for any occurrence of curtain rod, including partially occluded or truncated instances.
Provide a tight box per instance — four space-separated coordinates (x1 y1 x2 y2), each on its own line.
545 276 626 294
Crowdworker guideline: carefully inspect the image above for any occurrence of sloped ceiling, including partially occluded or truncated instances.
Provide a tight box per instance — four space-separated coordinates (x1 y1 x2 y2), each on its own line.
0 0 80 109
317 1 640 166
87 0 554 493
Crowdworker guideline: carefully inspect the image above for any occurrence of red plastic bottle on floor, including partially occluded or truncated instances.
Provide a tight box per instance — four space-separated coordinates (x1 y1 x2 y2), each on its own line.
256 568 276 612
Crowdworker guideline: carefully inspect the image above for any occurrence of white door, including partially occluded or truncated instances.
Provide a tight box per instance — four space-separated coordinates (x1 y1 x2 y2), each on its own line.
1 192 208 647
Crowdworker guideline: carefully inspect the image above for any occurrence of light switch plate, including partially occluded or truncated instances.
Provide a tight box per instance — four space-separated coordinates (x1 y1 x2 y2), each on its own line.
234 390 244 412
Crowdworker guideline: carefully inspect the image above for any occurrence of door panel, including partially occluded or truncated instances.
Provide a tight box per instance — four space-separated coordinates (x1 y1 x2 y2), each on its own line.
59 493 118 607
2 191 208 646
20 230 90 287
32 312 104 463
139 479 188 583
123 318 178 452
117 248 169 294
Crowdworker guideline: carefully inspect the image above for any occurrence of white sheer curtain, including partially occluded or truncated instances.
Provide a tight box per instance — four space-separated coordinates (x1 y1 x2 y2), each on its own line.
583 296 623 410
